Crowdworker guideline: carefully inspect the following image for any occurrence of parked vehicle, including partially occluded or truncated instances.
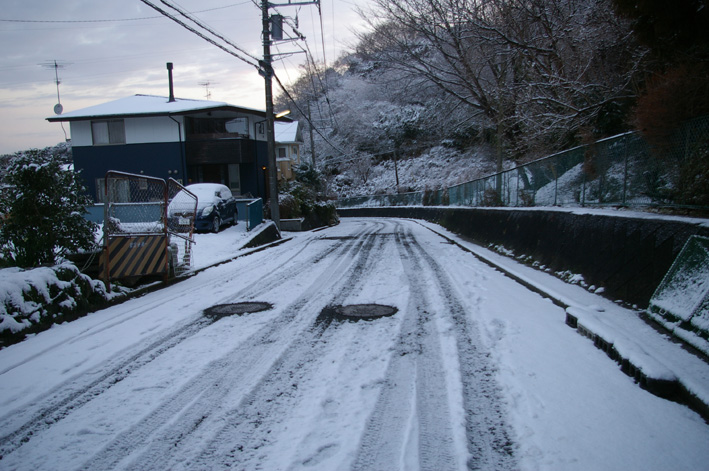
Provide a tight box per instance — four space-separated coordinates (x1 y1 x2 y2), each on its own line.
169 183 237 233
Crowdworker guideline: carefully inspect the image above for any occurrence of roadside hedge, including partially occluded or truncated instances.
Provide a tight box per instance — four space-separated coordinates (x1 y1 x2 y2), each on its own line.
0 263 115 348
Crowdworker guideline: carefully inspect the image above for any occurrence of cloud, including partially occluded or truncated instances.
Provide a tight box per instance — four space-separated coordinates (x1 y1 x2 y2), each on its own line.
0 0 368 155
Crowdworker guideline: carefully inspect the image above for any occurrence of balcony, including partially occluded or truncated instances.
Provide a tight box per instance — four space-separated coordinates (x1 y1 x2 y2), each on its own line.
185 134 256 166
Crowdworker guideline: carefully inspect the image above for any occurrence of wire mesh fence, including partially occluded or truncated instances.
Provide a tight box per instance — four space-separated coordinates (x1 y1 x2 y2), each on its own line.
103 172 167 234
101 172 169 290
337 115 709 211
167 179 198 276
100 171 198 287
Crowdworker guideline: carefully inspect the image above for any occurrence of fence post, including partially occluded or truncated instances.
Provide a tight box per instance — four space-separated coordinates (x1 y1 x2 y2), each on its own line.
553 162 558 206
581 173 586 207
623 137 629 206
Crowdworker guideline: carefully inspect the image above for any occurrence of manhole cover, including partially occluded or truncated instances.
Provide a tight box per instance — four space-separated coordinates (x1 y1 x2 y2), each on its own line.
203 302 273 319
318 304 398 323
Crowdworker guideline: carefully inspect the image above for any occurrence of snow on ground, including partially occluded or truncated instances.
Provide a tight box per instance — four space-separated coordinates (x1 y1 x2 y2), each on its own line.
331 146 500 197
0 218 707 470
190 220 261 269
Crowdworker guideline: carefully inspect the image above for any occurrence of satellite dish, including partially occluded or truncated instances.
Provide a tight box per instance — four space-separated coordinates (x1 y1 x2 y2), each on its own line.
54 103 63 115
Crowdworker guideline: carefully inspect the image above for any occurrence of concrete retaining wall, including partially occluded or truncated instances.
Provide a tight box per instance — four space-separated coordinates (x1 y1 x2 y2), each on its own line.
338 207 709 307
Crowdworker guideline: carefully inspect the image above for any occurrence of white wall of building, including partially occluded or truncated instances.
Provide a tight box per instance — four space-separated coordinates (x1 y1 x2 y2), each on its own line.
69 116 183 146
69 121 93 146
125 116 181 143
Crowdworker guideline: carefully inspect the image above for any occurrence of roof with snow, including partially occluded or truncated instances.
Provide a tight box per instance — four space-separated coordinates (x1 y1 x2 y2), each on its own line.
46 94 274 122
275 121 300 143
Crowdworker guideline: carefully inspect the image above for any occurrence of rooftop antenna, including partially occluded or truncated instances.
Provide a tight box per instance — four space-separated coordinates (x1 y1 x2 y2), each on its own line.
39 60 71 115
40 60 72 141
198 81 217 100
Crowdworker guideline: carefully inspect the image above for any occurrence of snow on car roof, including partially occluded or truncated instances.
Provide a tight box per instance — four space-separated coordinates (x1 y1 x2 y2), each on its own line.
186 183 227 193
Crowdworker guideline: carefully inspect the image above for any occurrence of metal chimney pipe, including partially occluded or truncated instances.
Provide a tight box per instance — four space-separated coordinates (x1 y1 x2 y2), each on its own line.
167 62 175 102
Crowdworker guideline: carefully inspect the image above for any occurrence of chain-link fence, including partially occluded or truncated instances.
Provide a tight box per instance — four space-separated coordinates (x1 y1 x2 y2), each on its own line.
103 172 167 234
167 179 198 276
100 171 198 288
649 235 709 340
101 171 169 289
337 115 709 210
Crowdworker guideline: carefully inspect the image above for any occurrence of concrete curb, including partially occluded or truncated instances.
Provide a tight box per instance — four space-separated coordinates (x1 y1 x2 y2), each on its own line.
414 219 709 422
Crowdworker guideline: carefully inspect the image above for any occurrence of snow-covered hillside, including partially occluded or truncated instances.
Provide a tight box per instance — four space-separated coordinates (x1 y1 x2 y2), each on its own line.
328 145 502 198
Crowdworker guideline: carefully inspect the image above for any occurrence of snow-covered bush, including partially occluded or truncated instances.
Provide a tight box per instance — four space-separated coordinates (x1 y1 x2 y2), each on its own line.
278 166 338 229
0 148 97 268
0 263 112 346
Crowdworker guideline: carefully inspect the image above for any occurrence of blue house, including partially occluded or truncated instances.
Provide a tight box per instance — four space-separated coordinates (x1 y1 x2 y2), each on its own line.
47 94 292 202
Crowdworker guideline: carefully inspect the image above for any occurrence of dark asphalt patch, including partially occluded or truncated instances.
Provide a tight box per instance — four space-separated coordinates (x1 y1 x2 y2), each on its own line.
203 302 273 320
317 304 398 324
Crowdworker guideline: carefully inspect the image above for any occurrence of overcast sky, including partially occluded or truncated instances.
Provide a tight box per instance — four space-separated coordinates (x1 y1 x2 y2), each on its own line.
0 0 370 155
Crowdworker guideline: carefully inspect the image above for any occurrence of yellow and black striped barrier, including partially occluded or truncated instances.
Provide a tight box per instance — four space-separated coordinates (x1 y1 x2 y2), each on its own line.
100 234 168 281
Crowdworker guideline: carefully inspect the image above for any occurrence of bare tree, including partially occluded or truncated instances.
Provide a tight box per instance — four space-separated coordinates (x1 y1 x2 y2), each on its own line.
351 152 374 184
357 0 643 163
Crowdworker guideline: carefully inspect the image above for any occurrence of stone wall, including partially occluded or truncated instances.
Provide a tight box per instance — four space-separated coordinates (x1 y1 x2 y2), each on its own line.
338 207 709 307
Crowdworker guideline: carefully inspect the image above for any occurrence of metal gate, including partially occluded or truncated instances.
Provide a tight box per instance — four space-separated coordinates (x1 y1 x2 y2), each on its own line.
100 171 197 290
167 177 198 276
649 235 709 339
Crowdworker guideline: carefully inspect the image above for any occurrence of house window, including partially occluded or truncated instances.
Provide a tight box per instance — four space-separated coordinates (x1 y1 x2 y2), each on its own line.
96 177 129 203
228 164 241 195
92 119 125 145
278 147 287 159
225 117 248 135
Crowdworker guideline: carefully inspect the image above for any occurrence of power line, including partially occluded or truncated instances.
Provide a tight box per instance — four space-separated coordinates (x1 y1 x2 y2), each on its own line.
299 44 339 131
272 71 346 156
135 0 345 159
316 0 329 67
157 0 261 64
0 3 251 24
138 0 260 70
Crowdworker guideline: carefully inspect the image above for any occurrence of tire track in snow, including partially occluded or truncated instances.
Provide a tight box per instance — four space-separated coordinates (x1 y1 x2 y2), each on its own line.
352 224 460 471
0 224 374 464
0 315 215 461
75 224 388 471
229 221 377 302
0 223 369 379
402 224 517 470
122 225 392 470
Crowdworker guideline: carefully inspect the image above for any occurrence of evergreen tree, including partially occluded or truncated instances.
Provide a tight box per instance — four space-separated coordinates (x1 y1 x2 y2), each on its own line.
0 148 96 267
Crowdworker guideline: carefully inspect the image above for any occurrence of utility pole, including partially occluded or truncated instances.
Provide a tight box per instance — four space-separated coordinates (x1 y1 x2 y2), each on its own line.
307 100 316 167
261 0 280 230
259 0 319 231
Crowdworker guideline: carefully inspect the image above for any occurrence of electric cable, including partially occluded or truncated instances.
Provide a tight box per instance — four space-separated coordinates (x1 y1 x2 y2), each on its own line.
0 3 251 23
138 0 260 71
272 71 347 156
157 0 261 64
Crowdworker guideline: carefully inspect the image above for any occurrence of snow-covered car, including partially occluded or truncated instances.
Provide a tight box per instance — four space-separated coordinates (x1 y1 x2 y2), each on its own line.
169 183 237 233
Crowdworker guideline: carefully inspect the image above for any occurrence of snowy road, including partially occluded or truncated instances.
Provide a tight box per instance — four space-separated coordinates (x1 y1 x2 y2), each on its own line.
1 218 708 470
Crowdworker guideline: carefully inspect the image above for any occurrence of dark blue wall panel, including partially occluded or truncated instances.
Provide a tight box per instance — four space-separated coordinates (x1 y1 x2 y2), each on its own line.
73 142 185 201
74 139 270 202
